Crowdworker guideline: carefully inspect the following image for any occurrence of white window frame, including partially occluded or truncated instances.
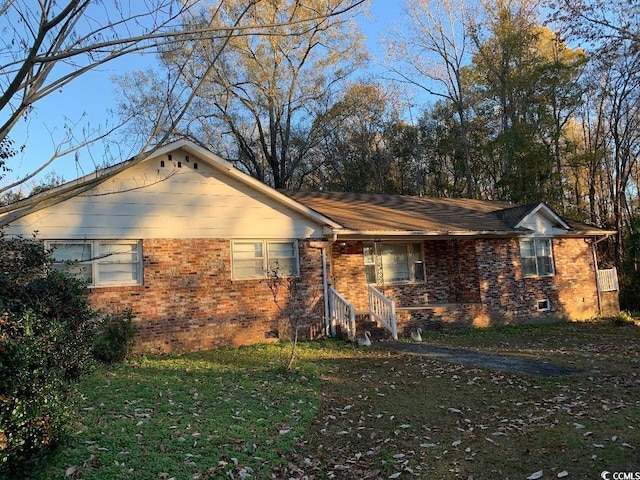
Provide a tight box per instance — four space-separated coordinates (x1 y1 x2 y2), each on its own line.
363 242 425 285
47 240 143 287
537 299 551 311
520 237 555 278
231 240 299 280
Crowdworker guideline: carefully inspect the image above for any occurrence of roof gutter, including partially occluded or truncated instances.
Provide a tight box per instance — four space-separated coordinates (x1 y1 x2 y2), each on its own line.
323 228 529 239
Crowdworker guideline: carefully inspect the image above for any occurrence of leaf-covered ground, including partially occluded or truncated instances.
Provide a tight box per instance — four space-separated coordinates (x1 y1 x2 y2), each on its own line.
285 321 640 479
31 321 639 480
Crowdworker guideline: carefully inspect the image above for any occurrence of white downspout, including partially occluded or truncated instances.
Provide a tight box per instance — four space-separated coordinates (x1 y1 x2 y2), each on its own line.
591 233 613 316
322 234 337 337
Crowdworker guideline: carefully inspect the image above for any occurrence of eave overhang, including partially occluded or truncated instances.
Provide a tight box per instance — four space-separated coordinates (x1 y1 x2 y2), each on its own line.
322 227 532 240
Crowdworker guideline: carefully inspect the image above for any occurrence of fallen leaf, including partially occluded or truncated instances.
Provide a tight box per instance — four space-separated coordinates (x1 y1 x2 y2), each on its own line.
65 466 77 477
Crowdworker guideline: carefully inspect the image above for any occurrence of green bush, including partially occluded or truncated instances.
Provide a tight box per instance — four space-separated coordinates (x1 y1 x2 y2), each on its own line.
0 233 98 475
0 310 80 474
611 310 636 326
93 309 137 364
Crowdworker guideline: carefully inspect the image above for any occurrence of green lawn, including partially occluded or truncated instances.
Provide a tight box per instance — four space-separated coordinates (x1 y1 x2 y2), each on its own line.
32 320 639 479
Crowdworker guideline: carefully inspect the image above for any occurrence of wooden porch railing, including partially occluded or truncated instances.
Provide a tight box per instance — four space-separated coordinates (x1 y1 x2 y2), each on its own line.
328 286 356 340
368 285 398 340
597 268 619 292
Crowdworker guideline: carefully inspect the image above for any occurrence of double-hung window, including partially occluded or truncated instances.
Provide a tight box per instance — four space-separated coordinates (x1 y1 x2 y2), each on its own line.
519 238 554 277
48 240 142 287
363 242 424 284
232 240 299 279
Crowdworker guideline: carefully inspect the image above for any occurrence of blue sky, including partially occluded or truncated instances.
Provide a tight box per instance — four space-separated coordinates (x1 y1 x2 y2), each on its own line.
5 1 404 191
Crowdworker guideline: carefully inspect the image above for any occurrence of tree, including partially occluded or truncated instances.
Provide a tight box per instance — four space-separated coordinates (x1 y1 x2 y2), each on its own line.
264 265 320 371
550 0 640 270
1 1 203 180
117 0 367 189
465 0 586 205
551 0 640 54
597 47 640 266
386 0 477 197
312 81 402 193
0 0 365 227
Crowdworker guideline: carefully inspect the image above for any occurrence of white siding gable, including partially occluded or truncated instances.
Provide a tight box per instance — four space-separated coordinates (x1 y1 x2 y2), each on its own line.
517 204 569 236
518 213 556 235
5 148 325 240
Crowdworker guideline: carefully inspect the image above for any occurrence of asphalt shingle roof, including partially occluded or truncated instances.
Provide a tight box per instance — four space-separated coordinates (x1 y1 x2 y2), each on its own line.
283 191 524 234
283 191 613 237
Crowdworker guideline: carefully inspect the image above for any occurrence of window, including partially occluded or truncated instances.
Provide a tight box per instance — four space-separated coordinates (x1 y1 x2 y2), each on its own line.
232 240 299 279
520 238 554 277
48 240 142 287
537 299 551 311
363 242 424 284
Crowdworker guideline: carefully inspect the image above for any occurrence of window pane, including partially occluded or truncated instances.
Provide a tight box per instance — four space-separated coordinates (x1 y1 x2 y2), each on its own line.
537 256 553 276
50 242 93 282
96 242 139 284
381 244 410 283
98 243 138 263
268 242 295 258
410 243 425 282
234 242 263 259
51 262 92 282
363 245 375 264
267 242 298 276
520 240 535 257
268 257 297 276
535 239 551 257
99 263 139 283
233 242 264 279
521 257 538 276
234 259 264 279
51 243 92 262
364 265 376 284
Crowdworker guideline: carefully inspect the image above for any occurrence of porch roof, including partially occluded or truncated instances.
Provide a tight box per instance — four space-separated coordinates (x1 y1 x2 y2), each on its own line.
283 191 613 239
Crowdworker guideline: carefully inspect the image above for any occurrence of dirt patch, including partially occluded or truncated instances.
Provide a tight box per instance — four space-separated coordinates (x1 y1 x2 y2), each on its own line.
380 342 583 376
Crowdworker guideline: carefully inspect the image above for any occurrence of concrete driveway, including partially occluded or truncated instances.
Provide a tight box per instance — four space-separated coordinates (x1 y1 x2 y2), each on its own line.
381 342 582 377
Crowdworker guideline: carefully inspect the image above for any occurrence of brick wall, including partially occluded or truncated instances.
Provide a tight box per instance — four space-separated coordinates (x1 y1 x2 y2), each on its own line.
476 237 601 323
330 242 369 312
90 236 608 351
332 237 605 333
331 240 481 311
88 239 326 352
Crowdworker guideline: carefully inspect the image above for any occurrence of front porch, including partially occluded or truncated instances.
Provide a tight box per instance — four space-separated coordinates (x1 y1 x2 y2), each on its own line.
324 238 619 342
325 238 488 340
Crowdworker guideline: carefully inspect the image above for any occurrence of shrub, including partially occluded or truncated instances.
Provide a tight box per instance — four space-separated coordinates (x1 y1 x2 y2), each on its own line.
611 310 636 326
0 233 99 475
92 309 137 364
